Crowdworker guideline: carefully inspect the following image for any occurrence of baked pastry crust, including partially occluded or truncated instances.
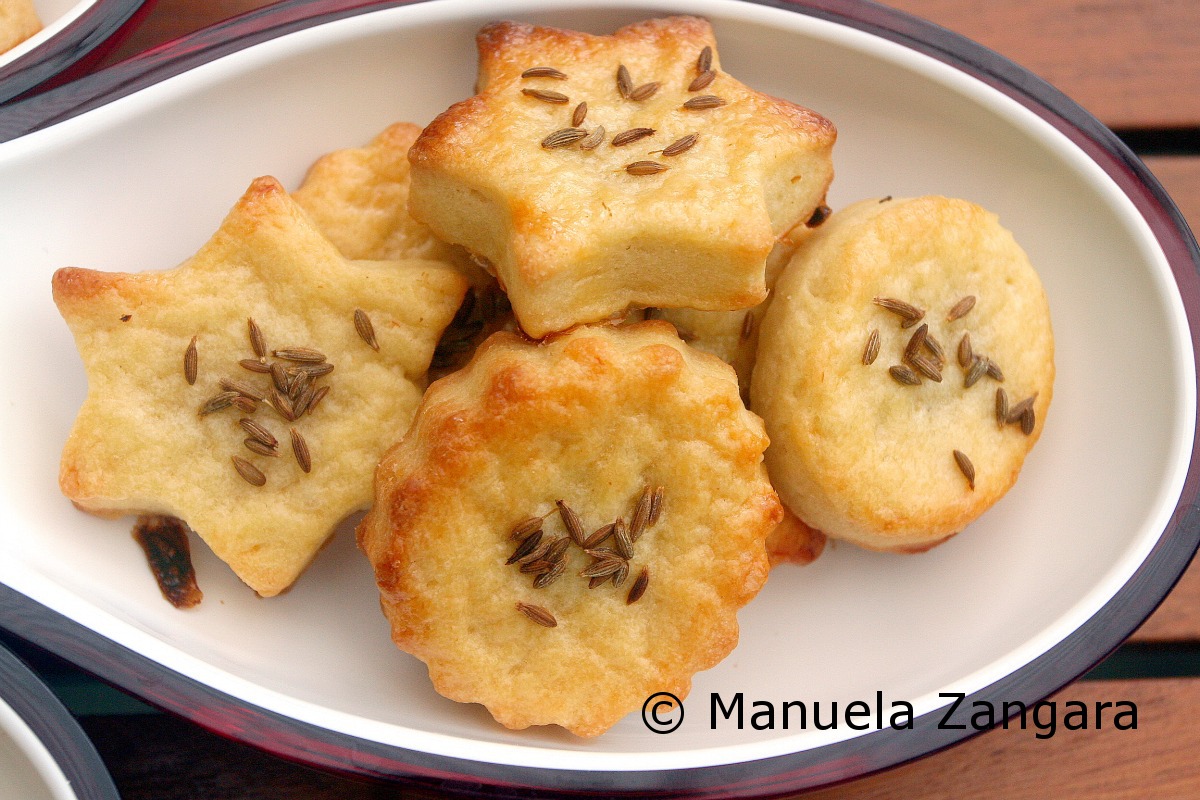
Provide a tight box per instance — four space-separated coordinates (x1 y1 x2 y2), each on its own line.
293 121 511 377
292 121 489 285
408 16 835 337
766 508 827 567
54 176 468 596
752 196 1054 552
0 0 40 56
358 322 781 736
652 227 811 395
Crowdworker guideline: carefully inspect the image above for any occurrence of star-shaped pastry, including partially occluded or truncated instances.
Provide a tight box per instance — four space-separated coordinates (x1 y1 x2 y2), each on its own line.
293 121 515 376
53 176 469 596
408 16 836 338
292 121 484 280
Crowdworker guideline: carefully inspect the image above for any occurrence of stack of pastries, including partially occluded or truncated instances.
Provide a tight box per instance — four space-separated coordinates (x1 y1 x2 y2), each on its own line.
52 16 1052 736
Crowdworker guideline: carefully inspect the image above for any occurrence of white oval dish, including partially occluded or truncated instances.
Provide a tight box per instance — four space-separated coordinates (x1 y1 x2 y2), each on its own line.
0 0 1196 794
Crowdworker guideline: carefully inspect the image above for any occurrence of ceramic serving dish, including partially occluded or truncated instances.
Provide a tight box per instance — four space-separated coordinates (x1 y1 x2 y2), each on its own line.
0 642 118 800
0 0 1196 795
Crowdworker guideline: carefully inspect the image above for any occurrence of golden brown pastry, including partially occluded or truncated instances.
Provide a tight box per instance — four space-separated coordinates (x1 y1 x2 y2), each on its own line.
292 121 486 283
358 322 781 736
651 225 832 569
766 508 827 567
53 176 468 596
650 226 815 394
0 0 41 56
752 196 1054 552
293 121 512 378
408 16 835 337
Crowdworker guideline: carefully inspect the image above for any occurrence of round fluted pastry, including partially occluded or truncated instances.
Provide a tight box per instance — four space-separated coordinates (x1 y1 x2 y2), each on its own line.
752 196 1054 552
357 321 781 736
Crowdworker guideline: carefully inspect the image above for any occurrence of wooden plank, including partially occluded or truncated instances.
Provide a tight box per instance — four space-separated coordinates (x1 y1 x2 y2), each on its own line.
79 679 1199 798
801 678 1200 799
98 1 1200 130
880 0 1200 129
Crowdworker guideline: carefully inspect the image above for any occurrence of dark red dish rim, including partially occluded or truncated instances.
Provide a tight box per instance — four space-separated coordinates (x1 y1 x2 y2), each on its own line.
0 642 119 800
0 0 151 106
0 0 1198 796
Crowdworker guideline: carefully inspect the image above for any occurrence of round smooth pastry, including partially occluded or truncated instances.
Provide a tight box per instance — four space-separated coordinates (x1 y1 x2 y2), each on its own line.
752 196 1054 552
357 321 781 736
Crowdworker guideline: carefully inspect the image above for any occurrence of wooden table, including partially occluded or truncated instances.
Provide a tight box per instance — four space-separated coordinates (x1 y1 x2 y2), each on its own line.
16 1 1200 797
